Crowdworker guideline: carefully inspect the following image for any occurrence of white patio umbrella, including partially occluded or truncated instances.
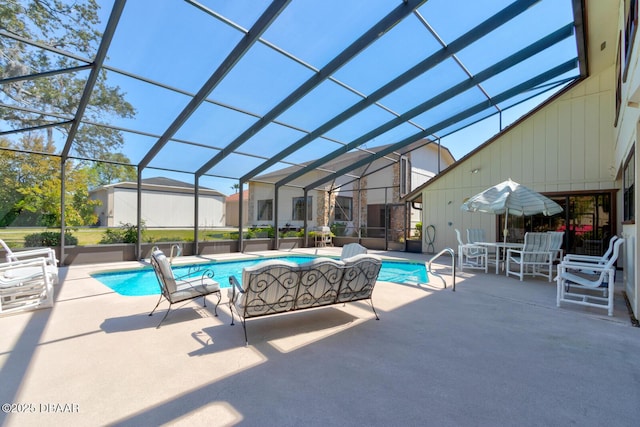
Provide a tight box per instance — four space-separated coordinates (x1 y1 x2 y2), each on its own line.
460 179 563 243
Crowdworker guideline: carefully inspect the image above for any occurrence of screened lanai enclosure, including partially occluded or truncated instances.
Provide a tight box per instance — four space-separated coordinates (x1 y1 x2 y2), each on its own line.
0 0 585 264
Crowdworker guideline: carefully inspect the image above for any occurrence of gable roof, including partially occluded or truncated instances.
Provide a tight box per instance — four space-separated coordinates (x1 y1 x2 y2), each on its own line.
253 138 454 185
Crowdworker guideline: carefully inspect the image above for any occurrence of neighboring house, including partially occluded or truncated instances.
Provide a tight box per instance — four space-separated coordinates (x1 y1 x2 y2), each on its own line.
225 191 249 227
248 139 455 237
90 177 226 228
403 0 639 319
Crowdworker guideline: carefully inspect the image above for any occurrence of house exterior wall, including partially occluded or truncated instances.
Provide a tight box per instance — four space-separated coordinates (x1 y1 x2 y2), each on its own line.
247 144 452 236
92 188 110 227
419 0 640 318
614 0 640 318
95 188 225 228
249 182 323 229
419 67 617 256
225 197 249 227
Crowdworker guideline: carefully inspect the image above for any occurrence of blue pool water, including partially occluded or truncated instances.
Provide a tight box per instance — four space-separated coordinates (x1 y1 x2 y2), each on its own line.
91 256 428 296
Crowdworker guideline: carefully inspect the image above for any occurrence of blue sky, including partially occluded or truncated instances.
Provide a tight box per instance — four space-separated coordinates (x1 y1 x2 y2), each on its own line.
70 0 580 194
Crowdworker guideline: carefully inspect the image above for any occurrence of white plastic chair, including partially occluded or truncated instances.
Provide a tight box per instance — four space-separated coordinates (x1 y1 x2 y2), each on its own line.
466 228 487 244
506 232 553 281
455 229 487 272
467 228 498 271
1 258 54 316
0 239 58 284
547 231 565 264
556 238 624 316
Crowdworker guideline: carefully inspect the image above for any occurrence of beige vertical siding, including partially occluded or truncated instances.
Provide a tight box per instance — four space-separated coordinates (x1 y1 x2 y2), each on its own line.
421 67 617 253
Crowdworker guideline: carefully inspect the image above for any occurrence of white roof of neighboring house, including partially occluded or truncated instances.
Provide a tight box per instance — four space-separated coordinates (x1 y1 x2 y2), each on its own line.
90 177 226 197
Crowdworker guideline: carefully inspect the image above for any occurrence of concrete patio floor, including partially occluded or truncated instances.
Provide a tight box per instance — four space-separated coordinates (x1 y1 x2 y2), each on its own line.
1 247 639 426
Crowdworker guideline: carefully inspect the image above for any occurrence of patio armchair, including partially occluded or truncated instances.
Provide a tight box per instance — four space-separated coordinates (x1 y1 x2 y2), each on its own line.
467 228 498 271
148 249 221 328
506 232 553 281
546 231 565 264
1 258 54 316
455 229 487 273
341 242 367 260
466 228 487 244
0 239 59 285
556 238 624 316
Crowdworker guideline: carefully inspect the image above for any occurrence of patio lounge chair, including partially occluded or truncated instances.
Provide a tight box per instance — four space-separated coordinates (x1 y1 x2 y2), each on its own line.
341 242 367 260
556 238 624 316
1 258 54 316
506 232 553 281
0 239 59 284
148 249 221 328
455 229 487 272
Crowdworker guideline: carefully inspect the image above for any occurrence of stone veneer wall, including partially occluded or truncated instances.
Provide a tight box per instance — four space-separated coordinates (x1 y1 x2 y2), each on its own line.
358 176 367 236
389 157 408 241
247 184 255 224
316 189 331 227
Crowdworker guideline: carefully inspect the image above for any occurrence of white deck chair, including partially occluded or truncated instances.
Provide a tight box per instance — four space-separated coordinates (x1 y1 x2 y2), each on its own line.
0 239 59 284
556 238 624 316
1 258 54 315
506 232 553 281
455 229 487 272
340 243 367 260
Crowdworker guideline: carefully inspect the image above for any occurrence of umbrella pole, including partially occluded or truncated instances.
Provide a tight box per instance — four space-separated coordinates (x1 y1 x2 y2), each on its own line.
503 209 509 244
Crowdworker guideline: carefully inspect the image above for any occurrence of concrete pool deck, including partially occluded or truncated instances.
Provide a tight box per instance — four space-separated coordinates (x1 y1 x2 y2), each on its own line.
1 247 639 426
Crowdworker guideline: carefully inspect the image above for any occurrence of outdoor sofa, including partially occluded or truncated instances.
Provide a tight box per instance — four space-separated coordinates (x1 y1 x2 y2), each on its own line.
228 254 382 345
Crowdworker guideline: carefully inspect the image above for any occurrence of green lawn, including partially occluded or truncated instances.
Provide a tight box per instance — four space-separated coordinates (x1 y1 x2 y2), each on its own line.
0 227 241 248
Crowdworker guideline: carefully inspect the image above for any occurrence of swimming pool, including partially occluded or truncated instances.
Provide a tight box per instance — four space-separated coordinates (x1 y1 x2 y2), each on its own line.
91 256 428 296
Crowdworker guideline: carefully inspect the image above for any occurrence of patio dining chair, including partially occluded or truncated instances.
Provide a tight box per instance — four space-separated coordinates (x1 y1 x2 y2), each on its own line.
455 229 487 273
547 231 565 264
466 228 487 244
148 249 221 328
506 232 553 281
467 228 498 271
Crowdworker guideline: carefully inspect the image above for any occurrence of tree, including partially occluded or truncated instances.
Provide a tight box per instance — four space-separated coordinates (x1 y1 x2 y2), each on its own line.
87 152 137 188
0 1 137 227
0 135 100 227
0 0 136 159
